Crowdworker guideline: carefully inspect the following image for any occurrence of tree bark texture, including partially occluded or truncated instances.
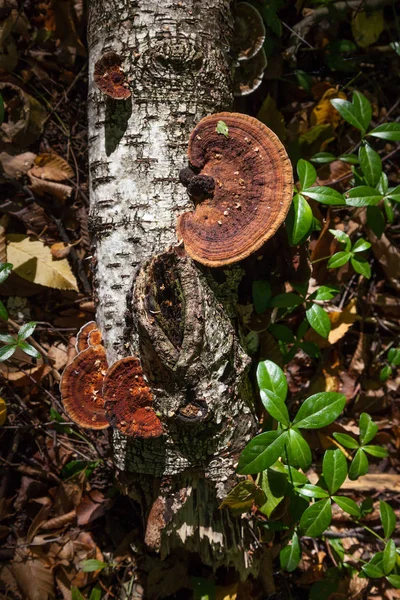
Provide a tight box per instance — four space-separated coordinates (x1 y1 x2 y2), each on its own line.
88 0 260 587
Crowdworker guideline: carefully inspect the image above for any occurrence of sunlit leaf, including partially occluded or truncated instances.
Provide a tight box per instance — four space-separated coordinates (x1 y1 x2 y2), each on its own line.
323 449 347 494
380 501 396 538
293 392 346 430
300 499 332 536
280 531 301 572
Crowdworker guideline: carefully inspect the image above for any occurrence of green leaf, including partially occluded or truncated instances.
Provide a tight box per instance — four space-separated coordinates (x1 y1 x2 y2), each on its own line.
352 238 371 253
378 172 389 195
306 304 331 338
360 497 374 516
367 205 385 239
71 587 85 600
327 251 351 269
297 159 317 190
345 186 383 207
300 498 332 536
0 344 17 362
323 449 348 494
286 194 313 246
252 280 272 315
293 392 346 430
332 432 359 449
359 144 382 187
0 333 15 344
368 123 400 141
339 153 359 164
237 431 286 475
269 293 303 309
257 360 288 402
387 574 400 588
388 348 400 366
81 559 108 572
299 341 321 359
384 198 394 223
380 501 396 538
259 466 287 517
0 262 13 284
0 301 8 321
310 152 336 164
351 256 371 278
286 429 312 470
359 412 378 445
268 324 295 343
362 558 385 579
386 185 400 203
383 539 396 575
313 286 339 301
380 365 392 382
216 120 229 137
17 321 37 341
352 91 372 132
89 584 102 600
298 484 330 499
348 448 369 480
332 496 361 518
330 98 366 132
329 228 351 249
18 341 41 359
280 531 301 572
303 186 345 205
261 391 290 426
328 538 345 562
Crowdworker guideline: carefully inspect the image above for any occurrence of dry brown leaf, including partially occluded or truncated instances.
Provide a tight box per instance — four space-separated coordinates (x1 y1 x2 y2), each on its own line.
30 153 74 182
12 547 56 600
76 490 112 526
341 474 400 492
28 174 72 201
0 364 51 387
310 88 346 129
0 152 36 178
367 230 400 292
47 342 68 372
6 234 78 291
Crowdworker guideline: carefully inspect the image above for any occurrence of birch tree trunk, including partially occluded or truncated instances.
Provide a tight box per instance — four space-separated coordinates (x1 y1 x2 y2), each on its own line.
88 0 261 594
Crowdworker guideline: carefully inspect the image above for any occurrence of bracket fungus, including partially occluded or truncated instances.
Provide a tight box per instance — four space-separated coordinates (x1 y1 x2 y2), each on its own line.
94 51 131 100
76 321 100 353
234 3 266 61
103 357 163 438
177 112 293 267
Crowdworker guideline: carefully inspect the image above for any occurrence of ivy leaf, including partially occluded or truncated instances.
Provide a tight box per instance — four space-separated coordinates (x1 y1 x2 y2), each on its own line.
293 392 346 430
280 531 301 572
300 498 332 536
348 448 369 480
351 256 371 278
297 159 317 190
216 120 229 137
285 429 312 470
359 143 382 187
327 251 351 269
380 501 396 538
322 449 347 494
302 186 345 205
330 98 366 133
306 303 331 338
383 539 396 575
237 431 287 475
368 123 400 141
286 194 313 246
332 496 361 518
345 186 383 207
332 432 359 449
359 412 378 445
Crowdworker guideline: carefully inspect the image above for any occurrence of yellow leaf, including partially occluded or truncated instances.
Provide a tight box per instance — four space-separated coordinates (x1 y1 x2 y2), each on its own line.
216 583 238 600
6 234 78 291
30 153 74 182
328 298 358 344
0 397 7 425
311 88 347 129
219 480 266 515
352 10 384 48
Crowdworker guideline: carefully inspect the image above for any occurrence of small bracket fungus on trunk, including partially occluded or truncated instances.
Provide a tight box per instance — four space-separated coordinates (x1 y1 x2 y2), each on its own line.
93 51 131 100
233 4 267 96
103 356 163 438
76 321 100 353
177 112 293 267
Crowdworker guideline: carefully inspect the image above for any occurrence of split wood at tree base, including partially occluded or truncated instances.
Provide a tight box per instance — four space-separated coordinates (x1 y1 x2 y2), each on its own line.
86 1 298 596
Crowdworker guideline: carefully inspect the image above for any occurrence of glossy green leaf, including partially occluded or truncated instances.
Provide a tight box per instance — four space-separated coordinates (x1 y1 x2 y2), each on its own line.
328 538 345 562
310 152 336 164
268 324 295 343
383 539 396 575
351 256 371 278
261 391 290 426
362 559 384 579
329 228 351 249
384 198 395 223
89 584 102 600
386 574 400 588
352 238 371 253
18 341 41 359
313 285 339 301
348 448 369 480
237 431 286 475
380 501 396 538
257 360 288 402
71 587 85 600
368 123 400 141
286 194 313 245
327 251 351 269
306 304 331 338
323 449 347 494
339 153 359 164
0 344 17 362
285 428 312 470
280 531 301 572
388 348 400 366
367 205 385 239
378 172 389 195
359 144 382 187
252 280 272 314
359 412 378 445
332 432 359 449
386 185 400 203
345 186 383 207
259 466 287 517
380 365 392 382
300 498 332 536
353 92 372 132
293 392 346 430
330 98 366 132
297 159 317 190
364 444 388 457
81 559 108 572
332 496 361 518
17 321 37 341
360 497 374 516
269 293 303 309
298 484 329 499
303 186 345 205
0 301 8 321
0 262 13 284
0 334 14 344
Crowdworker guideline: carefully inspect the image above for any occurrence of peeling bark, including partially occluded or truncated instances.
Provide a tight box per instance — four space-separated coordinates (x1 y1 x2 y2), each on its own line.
88 0 262 590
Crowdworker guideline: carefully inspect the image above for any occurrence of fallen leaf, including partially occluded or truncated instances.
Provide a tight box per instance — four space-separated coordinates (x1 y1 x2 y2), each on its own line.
6 234 78 291
219 480 266 515
352 9 384 48
311 88 347 129
76 490 112 526
12 546 56 600
328 298 358 344
28 175 72 201
30 153 74 182
0 152 36 178
0 397 6 425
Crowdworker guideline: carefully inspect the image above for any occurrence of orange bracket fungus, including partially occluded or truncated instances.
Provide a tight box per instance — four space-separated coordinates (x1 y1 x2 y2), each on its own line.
176 112 293 267
103 357 163 438
76 321 100 353
60 344 109 430
93 51 131 100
